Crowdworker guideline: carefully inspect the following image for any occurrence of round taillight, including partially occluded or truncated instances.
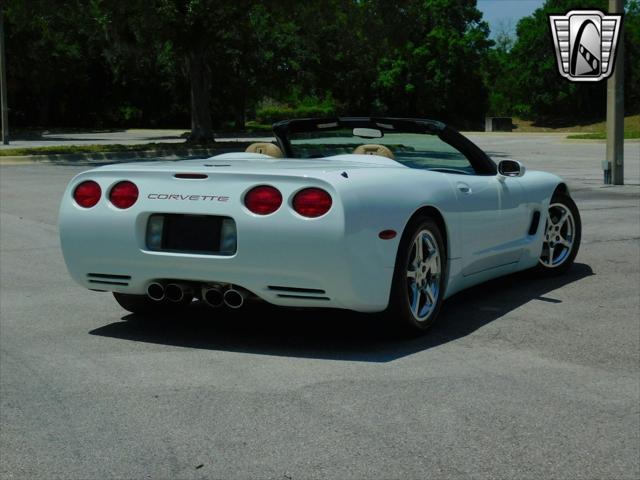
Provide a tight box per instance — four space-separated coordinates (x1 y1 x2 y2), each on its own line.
292 188 332 218
244 185 282 215
109 181 139 209
73 180 101 208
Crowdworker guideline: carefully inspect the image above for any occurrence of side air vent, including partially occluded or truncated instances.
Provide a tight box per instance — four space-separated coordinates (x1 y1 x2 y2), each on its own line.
87 273 131 286
268 286 326 294
276 294 330 301
528 211 541 236
267 286 330 301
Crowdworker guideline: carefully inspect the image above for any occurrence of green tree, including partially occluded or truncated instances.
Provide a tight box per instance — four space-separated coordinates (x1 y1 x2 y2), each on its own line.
212 1 311 129
4 1 110 126
255 0 372 114
92 1 197 140
94 0 313 135
93 0 274 140
259 0 494 127
4 0 190 128
485 22 515 116
365 0 492 127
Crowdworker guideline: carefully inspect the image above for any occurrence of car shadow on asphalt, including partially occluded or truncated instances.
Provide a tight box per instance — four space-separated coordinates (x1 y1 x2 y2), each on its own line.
89 263 594 362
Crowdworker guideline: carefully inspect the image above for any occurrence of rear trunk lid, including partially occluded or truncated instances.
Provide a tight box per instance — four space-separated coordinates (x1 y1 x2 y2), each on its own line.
93 153 404 177
67 154 404 220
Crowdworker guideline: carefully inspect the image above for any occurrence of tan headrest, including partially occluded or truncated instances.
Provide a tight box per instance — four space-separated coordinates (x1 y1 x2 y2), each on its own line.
245 142 283 158
353 144 395 160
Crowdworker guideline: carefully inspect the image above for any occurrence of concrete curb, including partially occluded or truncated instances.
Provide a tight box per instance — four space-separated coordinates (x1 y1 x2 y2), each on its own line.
0 147 245 166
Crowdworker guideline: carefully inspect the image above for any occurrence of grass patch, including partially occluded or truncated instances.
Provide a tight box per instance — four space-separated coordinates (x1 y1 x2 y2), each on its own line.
566 130 640 140
244 121 273 132
513 114 640 133
0 141 249 157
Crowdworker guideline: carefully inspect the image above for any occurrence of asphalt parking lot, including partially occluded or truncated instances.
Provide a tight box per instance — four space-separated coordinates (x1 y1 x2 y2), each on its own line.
1 135 639 479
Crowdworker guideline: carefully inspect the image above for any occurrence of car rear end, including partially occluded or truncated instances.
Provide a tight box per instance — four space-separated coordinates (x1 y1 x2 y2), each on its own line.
58 159 396 313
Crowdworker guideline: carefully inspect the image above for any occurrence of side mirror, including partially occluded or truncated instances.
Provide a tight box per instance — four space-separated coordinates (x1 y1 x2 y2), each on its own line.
498 160 526 178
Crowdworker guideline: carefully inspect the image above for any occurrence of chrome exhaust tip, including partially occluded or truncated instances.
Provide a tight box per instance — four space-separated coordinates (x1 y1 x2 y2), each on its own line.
201 286 224 308
147 282 165 301
223 288 244 309
165 283 189 303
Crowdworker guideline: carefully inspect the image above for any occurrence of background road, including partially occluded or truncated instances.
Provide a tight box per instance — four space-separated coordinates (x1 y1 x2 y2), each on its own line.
0 129 276 150
1 135 639 479
0 129 190 149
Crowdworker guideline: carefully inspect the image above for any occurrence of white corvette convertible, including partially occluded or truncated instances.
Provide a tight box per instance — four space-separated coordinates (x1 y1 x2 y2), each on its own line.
59 117 581 332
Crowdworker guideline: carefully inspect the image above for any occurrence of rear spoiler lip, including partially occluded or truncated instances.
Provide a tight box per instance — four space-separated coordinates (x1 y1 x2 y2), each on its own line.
64 168 351 195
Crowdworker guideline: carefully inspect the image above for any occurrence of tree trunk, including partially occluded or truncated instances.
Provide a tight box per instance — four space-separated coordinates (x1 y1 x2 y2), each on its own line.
38 84 52 126
186 50 214 143
234 95 245 130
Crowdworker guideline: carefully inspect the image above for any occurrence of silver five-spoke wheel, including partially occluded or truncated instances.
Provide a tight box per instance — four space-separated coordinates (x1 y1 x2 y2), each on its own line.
390 217 446 333
406 230 441 322
540 202 576 268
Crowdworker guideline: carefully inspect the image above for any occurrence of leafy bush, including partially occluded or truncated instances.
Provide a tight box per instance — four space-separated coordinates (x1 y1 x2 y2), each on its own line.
255 97 336 124
106 104 144 127
118 105 143 123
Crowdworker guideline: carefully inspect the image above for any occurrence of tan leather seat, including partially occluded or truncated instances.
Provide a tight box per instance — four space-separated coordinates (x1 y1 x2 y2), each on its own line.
245 142 283 158
353 144 395 160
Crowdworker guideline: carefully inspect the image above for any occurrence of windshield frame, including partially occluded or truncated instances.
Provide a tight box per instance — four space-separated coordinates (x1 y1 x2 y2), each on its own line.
272 117 497 175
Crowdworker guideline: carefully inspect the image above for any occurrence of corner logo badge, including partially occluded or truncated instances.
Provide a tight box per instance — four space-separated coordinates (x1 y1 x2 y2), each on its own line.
549 10 622 82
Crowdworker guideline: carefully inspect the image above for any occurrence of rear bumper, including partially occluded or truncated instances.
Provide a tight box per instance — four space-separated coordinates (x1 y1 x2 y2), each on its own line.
59 196 394 313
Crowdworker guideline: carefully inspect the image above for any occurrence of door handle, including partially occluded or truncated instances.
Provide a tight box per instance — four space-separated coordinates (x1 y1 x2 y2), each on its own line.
457 182 472 195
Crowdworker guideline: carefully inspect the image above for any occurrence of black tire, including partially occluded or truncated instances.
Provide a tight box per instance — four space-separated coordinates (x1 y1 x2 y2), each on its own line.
536 192 581 276
112 292 193 315
387 217 447 334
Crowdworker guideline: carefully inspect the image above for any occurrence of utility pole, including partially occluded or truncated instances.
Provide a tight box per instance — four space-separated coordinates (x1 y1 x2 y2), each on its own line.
606 0 624 185
0 8 8 145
